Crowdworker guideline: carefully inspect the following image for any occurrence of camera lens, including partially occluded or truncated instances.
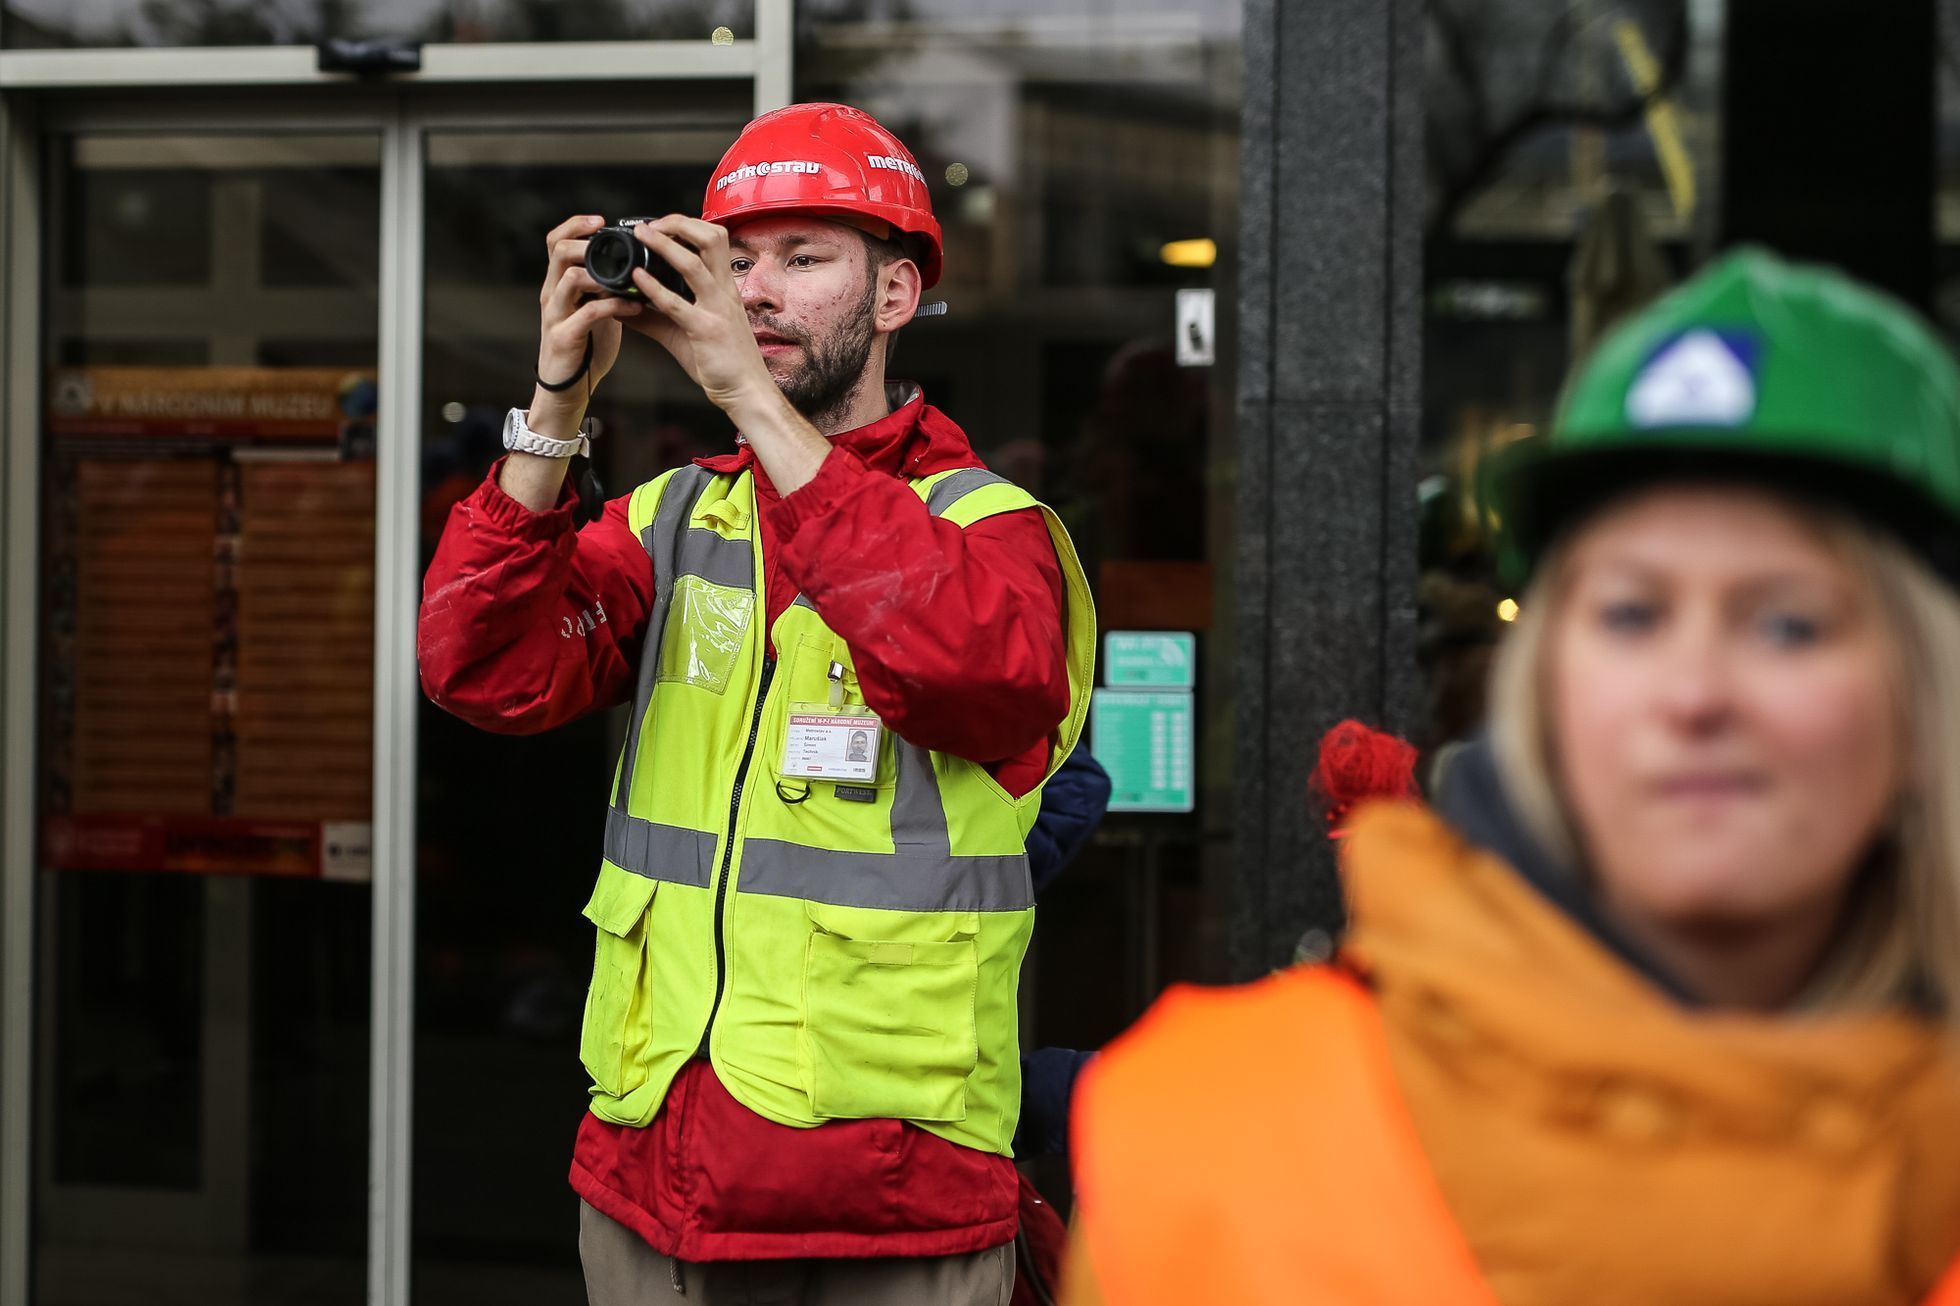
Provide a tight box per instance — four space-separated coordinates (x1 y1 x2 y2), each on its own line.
584 228 642 293
583 220 697 302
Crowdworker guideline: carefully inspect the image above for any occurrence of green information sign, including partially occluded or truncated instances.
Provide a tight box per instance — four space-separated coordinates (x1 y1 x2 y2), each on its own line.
1092 689 1195 813
1103 631 1197 688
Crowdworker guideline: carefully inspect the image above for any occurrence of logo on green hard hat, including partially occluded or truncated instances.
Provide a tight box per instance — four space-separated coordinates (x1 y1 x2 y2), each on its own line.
1625 329 1760 428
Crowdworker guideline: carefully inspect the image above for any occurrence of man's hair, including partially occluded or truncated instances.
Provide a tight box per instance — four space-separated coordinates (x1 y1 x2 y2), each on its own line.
854 228 913 290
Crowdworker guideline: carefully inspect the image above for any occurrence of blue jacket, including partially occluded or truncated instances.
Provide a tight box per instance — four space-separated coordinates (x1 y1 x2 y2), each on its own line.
1016 744 1111 1157
1026 743 1111 897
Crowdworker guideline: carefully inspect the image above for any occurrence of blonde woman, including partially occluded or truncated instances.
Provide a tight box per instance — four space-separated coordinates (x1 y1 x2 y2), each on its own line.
1065 248 1960 1306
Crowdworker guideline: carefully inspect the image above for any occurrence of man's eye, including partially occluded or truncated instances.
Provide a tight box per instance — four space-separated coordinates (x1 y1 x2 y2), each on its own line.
789 255 816 268
730 258 753 274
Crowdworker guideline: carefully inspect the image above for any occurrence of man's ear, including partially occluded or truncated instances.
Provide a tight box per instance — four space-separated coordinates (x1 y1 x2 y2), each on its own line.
876 257 924 335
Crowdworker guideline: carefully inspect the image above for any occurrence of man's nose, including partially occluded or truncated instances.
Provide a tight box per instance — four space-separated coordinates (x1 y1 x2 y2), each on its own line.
739 260 782 314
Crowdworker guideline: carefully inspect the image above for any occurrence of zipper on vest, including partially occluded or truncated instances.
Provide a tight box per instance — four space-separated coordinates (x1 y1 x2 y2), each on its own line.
698 654 775 1058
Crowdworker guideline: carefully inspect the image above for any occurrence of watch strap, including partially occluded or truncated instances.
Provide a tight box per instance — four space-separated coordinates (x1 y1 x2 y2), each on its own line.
503 407 590 459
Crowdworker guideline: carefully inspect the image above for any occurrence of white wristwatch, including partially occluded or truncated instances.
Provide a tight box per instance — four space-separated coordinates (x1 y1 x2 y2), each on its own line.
502 407 591 459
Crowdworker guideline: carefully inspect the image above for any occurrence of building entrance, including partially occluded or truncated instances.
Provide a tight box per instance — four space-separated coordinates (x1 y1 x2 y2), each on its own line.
0 28 786 1304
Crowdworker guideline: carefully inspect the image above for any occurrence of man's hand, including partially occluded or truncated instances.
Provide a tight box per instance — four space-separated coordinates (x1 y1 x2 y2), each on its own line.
500 215 646 513
533 214 645 427
625 214 831 494
622 215 780 416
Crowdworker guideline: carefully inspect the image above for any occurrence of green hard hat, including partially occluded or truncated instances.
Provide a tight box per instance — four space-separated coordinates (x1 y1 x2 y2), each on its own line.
1494 245 1960 586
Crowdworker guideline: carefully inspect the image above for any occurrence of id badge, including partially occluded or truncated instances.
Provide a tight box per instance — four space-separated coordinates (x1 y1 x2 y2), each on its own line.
782 705 882 782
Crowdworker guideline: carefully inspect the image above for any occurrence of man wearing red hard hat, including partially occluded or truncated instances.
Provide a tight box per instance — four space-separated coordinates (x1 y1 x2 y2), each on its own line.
420 103 1094 1304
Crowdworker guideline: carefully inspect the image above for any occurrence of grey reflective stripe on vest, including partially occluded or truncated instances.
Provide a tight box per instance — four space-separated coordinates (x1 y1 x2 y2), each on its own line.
925 468 1009 517
791 593 817 611
738 739 1035 913
893 739 952 855
604 810 717 887
739 840 1034 912
613 465 717 815
678 527 756 590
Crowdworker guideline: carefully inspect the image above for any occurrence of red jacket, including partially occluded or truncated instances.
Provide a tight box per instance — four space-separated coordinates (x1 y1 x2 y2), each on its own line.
418 388 1069 1259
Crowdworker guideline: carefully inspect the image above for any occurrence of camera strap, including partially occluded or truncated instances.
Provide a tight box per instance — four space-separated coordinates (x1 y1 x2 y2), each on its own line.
537 334 594 393
573 457 606 529
543 332 604 526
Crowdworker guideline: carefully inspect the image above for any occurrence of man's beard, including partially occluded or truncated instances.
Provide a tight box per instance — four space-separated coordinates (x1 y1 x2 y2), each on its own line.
759 282 879 432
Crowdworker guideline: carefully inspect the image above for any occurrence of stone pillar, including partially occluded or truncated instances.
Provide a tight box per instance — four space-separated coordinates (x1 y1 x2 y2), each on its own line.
1232 0 1425 978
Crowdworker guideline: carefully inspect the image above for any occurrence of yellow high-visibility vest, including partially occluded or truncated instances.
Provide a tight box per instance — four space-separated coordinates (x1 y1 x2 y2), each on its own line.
578 462 1094 1155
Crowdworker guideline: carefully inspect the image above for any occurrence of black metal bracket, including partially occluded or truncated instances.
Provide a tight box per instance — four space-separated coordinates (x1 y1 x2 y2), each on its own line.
316 39 423 77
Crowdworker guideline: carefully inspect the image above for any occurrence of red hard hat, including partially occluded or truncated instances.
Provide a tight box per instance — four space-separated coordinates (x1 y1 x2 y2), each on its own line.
701 102 944 289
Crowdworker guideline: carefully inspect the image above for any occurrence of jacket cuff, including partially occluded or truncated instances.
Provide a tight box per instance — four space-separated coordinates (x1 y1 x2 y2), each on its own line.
472 455 582 538
771 446 866 539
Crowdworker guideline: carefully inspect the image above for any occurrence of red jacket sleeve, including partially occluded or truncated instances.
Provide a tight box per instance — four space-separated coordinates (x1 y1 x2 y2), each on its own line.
770 448 1069 767
418 459 651 734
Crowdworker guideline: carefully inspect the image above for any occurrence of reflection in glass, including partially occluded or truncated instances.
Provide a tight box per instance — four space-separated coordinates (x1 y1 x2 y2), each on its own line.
4 0 753 48
1419 0 1724 754
35 132 379 1305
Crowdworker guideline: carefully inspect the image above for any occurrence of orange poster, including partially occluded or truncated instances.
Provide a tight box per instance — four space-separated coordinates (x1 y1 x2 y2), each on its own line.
42 367 376 880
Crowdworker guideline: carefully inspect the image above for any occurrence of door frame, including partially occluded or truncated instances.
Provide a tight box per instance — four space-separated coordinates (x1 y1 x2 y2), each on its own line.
0 14 793 1304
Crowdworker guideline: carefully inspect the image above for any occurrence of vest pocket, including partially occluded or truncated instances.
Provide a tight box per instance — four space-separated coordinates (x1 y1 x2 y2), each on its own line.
655 575 753 695
579 867 659 1099
799 907 980 1123
774 635 896 791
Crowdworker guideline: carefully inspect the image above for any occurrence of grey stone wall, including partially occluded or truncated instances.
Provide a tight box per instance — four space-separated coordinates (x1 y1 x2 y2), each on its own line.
1232 0 1424 978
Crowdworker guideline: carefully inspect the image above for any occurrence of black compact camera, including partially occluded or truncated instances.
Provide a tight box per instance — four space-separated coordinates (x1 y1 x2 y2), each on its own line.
583 218 696 302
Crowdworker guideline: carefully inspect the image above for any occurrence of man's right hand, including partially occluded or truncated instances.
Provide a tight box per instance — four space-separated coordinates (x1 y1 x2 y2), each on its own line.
501 215 646 512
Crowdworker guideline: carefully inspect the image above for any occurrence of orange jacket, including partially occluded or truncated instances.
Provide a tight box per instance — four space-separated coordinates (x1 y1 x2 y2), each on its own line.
1069 803 1960 1306
1072 965 1500 1305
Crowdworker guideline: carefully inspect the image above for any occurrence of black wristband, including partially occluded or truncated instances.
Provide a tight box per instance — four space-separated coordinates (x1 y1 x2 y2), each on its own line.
537 335 594 393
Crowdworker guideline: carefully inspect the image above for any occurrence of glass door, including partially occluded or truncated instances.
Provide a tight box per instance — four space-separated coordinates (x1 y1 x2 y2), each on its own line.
30 128 381 1305
409 122 741 1301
